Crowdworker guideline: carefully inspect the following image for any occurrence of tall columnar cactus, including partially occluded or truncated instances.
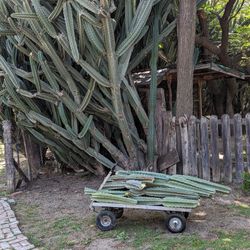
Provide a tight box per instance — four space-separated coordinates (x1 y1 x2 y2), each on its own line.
0 0 176 173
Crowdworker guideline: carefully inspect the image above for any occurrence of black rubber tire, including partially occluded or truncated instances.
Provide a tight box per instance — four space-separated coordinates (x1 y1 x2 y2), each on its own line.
165 213 186 233
113 208 124 219
105 208 124 219
165 211 189 219
96 210 117 231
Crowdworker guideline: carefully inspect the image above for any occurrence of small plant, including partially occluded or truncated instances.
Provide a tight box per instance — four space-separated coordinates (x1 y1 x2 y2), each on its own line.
116 231 129 241
242 172 250 194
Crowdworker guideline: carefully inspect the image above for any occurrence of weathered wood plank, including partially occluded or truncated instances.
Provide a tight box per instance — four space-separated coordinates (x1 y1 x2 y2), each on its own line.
222 114 232 183
179 116 191 175
200 117 210 180
196 121 202 178
234 114 244 182
158 151 179 172
188 115 198 176
2 120 15 193
158 112 179 172
22 131 42 180
168 117 177 174
155 89 164 158
245 113 250 173
210 115 220 182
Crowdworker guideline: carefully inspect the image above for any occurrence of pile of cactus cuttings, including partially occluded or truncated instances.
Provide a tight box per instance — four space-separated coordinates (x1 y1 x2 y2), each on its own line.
85 171 231 208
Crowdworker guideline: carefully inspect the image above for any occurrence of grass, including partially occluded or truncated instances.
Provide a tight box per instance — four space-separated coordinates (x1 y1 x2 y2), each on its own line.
242 172 250 193
94 206 250 249
148 230 250 250
14 201 96 250
229 201 250 217
96 219 250 250
0 143 7 197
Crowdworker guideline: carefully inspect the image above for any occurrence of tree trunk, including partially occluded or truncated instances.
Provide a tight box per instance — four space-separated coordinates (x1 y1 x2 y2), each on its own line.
176 1 196 174
22 131 42 180
176 0 197 118
2 120 15 193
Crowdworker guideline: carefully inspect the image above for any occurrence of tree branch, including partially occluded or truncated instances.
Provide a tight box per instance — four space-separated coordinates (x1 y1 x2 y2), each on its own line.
221 0 237 22
195 35 221 56
229 0 245 21
220 0 237 56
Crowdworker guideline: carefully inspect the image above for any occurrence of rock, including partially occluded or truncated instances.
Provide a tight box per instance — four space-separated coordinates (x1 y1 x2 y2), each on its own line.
7 199 16 205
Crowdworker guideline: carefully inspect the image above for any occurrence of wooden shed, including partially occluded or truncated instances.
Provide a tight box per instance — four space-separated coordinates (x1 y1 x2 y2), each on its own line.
132 62 245 117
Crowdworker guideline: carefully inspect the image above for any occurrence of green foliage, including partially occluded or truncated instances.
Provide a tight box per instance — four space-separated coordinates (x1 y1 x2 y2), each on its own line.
203 0 250 62
242 171 250 193
99 220 250 250
229 202 250 217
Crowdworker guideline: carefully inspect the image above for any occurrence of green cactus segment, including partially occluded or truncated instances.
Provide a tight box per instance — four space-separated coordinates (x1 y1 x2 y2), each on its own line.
85 171 230 207
48 0 64 21
32 0 57 38
0 56 20 89
78 115 93 139
11 13 38 20
63 1 80 62
91 192 137 205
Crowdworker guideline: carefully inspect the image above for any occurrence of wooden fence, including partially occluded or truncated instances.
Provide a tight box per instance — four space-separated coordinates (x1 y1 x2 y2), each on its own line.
177 113 250 183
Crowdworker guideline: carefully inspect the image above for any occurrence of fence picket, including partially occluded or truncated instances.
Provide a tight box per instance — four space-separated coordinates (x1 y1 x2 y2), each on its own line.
234 114 244 182
179 117 191 175
222 114 232 183
210 115 220 182
168 117 177 174
245 113 250 173
200 117 210 180
188 116 197 176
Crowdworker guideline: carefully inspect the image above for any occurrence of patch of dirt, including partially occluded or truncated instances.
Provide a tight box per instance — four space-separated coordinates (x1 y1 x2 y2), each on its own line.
85 238 131 250
14 173 102 220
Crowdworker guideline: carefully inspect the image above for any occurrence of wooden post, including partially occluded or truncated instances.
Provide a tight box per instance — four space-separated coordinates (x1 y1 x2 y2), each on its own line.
2 120 15 193
168 117 177 174
234 114 244 182
246 113 250 173
210 116 220 182
196 121 202 178
166 75 173 111
200 117 210 180
198 80 203 118
222 114 232 183
179 116 191 175
22 130 42 180
188 116 198 176
155 89 165 158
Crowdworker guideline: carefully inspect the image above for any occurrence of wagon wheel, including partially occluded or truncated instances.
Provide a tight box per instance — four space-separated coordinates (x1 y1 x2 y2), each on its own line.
105 208 124 219
165 213 186 233
96 210 117 231
165 211 189 219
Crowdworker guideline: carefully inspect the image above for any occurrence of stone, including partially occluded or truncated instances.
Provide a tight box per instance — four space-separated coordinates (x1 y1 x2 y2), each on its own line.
20 240 30 246
0 200 35 249
9 218 18 223
7 199 16 205
0 241 10 249
2 228 11 234
12 228 21 235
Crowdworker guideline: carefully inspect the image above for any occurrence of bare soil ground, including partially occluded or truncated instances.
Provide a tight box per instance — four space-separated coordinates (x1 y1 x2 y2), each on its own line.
7 172 250 250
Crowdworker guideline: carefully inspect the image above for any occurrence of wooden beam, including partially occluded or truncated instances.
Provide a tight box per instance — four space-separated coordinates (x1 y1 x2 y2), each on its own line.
166 75 173 111
2 120 15 193
198 80 204 118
